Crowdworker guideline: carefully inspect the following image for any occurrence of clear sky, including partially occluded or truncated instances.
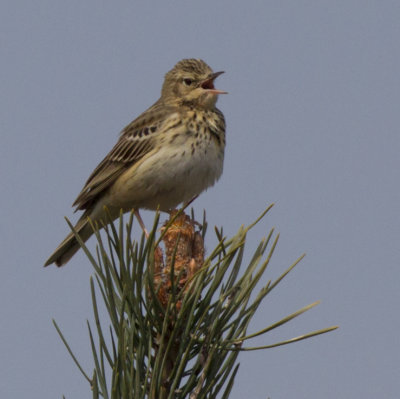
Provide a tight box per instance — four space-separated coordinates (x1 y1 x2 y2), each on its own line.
1 1 399 398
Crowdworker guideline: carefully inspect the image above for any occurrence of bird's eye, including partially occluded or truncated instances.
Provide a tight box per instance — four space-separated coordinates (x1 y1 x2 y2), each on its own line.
183 78 193 86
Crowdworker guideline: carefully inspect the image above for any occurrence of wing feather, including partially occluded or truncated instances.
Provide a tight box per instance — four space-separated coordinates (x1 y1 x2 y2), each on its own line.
73 101 174 210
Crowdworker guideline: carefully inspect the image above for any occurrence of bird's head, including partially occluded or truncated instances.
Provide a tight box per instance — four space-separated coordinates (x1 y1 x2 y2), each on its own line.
161 59 227 108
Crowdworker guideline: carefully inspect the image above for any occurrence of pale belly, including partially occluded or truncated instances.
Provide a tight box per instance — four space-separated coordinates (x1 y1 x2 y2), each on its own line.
109 136 224 212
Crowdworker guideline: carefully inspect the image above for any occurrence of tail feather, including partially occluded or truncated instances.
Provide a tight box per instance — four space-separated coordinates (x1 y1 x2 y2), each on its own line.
44 215 94 267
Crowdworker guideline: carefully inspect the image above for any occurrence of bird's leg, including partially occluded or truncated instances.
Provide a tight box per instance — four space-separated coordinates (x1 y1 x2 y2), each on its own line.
134 210 149 238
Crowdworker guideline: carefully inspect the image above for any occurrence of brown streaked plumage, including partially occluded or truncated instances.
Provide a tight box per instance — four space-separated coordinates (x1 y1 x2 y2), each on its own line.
45 59 226 267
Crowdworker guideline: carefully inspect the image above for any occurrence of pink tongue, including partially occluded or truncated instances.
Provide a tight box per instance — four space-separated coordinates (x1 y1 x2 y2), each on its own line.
202 80 215 90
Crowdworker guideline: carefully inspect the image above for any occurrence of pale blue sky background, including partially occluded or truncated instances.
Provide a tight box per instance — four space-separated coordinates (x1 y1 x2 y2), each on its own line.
1 1 400 398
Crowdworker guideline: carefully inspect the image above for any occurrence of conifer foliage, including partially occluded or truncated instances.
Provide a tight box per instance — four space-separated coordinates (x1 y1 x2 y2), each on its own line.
53 205 337 398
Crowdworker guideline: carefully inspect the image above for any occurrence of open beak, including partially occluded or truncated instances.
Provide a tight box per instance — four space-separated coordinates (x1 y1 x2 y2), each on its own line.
201 71 228 94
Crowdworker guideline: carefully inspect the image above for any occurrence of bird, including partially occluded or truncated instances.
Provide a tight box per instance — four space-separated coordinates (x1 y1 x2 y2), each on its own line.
44 59 227 267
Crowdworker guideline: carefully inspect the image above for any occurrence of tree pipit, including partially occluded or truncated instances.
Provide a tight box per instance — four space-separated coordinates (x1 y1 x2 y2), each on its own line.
45 59 226 267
